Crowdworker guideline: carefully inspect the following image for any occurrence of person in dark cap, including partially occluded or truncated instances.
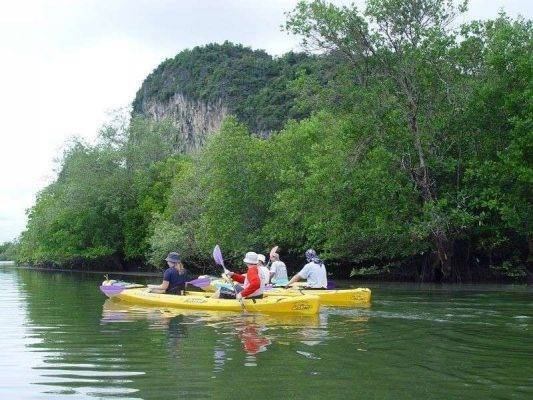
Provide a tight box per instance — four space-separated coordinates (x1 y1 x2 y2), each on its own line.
148 252 192 294
285 249 327 289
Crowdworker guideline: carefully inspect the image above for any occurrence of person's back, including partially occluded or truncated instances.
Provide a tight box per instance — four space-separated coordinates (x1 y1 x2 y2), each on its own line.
270 260 288 284
164 265 191 294
149 252 191 295
298 261 327 289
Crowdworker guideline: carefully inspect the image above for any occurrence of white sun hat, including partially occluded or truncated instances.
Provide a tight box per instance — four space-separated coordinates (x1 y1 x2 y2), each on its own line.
243 251 258 264
257 254 266 263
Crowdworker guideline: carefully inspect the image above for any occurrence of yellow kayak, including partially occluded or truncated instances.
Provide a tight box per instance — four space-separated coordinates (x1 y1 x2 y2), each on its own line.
263 287 371 307
100 281 320 316
201 277 371 307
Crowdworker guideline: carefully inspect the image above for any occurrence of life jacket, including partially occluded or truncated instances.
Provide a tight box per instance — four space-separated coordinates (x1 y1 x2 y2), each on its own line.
234 265 264 298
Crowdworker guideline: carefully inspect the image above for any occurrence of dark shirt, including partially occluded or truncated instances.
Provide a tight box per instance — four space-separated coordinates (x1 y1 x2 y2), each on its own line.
163 267 191 294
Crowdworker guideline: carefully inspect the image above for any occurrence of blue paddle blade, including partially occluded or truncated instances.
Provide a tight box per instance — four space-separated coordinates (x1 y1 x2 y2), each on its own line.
213 245 225 267
186 277 212 288
100 285 125 297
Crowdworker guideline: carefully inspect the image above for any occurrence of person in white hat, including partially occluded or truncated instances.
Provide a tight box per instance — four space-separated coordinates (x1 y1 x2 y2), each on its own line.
221 251 264 300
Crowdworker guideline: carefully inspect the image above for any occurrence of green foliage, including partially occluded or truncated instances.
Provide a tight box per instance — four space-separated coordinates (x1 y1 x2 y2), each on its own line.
133 42 327 133
282 0 532 279
17 116 185 267
0 241 18 261
123 155 187 261
148 156 206 265
18 140 128 263
262 112 424 261
17 4 532 280
197 118 271 255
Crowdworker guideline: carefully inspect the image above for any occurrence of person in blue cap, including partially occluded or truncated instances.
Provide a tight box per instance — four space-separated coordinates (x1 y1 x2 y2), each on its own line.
148 252 192 295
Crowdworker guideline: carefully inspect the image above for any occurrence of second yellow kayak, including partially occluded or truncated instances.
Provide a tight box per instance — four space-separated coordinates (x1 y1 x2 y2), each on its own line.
263 287 371 307
201 277 371 307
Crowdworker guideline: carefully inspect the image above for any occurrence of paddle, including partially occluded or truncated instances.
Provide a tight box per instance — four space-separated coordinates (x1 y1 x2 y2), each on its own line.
100 277 211 297
184 276 212 289
213 245 246 310
99 281 145 297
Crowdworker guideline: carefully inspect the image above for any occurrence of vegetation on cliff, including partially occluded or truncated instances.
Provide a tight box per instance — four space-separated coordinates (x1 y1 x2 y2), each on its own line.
132 41 329 134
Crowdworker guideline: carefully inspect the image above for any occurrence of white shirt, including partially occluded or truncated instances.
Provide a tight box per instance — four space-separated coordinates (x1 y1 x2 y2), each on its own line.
297 261 327 288
259 265 270 286
269 261 288 282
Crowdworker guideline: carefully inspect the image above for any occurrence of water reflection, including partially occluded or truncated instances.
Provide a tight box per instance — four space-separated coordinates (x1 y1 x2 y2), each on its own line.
101 299 326 359
6 267 530 400
235 321 271 355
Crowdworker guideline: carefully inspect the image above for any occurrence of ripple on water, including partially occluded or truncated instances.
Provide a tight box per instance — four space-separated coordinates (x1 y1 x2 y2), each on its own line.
2 267 532 400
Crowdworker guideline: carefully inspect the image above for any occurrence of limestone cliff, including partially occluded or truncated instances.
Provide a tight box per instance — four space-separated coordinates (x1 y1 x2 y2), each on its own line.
137 92 229 152
132 42 322 153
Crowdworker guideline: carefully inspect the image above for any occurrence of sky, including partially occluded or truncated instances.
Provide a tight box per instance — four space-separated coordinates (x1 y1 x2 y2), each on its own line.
0 0 531 243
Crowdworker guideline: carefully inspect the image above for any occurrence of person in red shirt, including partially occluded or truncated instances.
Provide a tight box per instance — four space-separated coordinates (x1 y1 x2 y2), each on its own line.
220 252 264 300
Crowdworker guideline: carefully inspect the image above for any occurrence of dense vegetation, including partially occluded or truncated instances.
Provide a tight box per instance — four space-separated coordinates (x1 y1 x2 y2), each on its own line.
7 0 531 281
0 241 17 261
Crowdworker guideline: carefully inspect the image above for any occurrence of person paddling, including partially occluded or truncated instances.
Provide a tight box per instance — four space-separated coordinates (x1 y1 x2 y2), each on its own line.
269 252 288 286
148 252 192 295
285 249 327 289
220 252 264 300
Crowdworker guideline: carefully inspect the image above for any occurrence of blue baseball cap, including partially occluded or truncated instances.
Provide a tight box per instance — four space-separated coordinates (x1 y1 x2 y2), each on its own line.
165 252 181 263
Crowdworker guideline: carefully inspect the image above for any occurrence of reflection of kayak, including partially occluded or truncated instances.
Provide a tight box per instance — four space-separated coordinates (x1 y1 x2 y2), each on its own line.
102 299 321 326
100 281 319 315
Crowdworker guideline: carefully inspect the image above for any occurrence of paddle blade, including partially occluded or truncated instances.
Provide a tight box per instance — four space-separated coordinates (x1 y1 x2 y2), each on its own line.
100 285 125 297
213 245 225 267
186 277 212 288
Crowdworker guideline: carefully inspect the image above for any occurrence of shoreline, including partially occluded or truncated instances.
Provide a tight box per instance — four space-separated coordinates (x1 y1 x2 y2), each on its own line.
2 263 530 289
5 264 161 278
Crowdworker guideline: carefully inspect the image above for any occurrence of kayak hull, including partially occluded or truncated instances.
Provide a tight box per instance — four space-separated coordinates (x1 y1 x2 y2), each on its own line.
264 287 371 307
200 278 371 307
100 281 319 315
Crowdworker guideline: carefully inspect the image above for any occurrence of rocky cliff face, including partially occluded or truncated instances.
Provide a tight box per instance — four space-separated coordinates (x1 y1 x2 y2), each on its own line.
138 92 229 152
132 42 321 153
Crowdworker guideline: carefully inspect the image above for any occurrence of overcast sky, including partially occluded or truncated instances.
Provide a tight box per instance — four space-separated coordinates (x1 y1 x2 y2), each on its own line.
0 0 531 243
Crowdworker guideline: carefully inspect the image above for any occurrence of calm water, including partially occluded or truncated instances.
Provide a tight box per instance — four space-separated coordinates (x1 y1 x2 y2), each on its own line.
0 266 531 399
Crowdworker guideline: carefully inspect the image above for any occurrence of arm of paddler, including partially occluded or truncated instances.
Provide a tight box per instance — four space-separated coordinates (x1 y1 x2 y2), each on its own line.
148 280 169 292
239 268 260 298
229 272 245 284
285 274 302 288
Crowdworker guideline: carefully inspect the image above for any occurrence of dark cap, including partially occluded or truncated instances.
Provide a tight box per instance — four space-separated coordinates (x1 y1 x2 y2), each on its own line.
165 252 181 263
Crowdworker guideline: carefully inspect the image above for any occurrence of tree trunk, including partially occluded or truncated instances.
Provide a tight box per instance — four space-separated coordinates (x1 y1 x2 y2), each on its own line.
435 233 453 281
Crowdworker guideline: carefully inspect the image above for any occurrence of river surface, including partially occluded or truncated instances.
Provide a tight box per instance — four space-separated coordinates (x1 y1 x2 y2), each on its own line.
0 266 531 399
